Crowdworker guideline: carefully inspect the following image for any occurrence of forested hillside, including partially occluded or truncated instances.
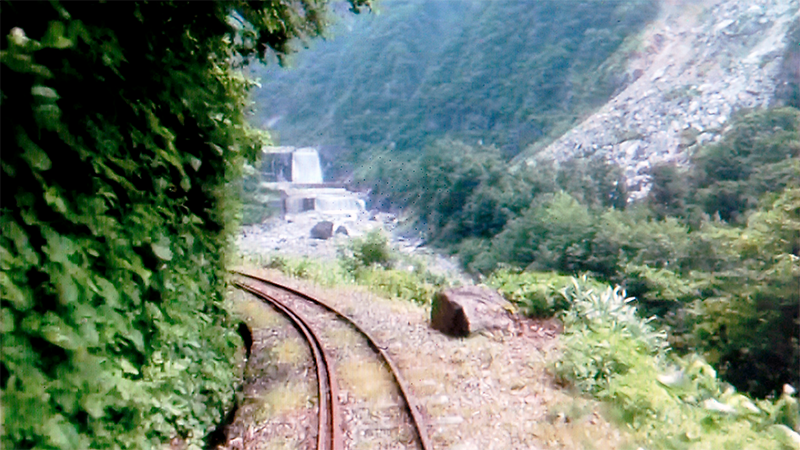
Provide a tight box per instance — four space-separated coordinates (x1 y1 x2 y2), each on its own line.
250 0 658 167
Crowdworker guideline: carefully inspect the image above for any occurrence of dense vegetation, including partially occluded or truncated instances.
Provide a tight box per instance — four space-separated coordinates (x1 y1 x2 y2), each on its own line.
0 1 369 448
358 107 800 398
249 0 658 170
556 280 799 449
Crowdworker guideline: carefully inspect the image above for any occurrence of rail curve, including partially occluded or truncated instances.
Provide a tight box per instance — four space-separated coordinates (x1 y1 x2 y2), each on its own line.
231 269 433 450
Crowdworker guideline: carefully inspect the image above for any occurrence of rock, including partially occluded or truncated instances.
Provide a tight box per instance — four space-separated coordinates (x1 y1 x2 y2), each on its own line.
527 0 796 197
335 225 349 236
430 286 513 337
436 416 464 425
309 221 334 239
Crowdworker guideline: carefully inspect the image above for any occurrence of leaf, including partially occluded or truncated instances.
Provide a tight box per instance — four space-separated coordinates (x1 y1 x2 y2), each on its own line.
17 130 52 171
45 416 72 449
82 393 105 418
44 188 67 214
120 358 139 375
151 239 173 261
189 157 202 171
41 21 73 49
0 272 32 311
31 85 59 101
55 274 78 305
94 277 120 307
0 307 15 333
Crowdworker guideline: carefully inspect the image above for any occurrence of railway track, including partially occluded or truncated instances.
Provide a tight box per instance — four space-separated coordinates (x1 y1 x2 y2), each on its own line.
231 269 433 450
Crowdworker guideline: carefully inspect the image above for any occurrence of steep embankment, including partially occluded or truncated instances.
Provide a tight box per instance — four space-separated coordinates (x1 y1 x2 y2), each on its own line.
527 0 799 198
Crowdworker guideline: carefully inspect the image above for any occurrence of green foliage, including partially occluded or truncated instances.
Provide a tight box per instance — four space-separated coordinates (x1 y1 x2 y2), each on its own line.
351 267 437 305
687 188 800 398
0 1 369 448
358 140 631 272
486 270 605 317
335 230 448 304
555 281 800 450
695 108 798 223
647 108 799 225
490 192 596 272
357 141 537 243
357 110 797 397
337 229 395 273
259 254 351 287
247 232 447 305
647 162 695 221
251 0 658 159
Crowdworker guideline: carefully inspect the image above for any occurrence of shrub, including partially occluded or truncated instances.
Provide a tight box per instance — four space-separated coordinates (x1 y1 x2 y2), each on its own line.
491 192 597 271
555 279 800 450
687 188 800 397
337 229 395 273
487 269 605 317
555 281 668 390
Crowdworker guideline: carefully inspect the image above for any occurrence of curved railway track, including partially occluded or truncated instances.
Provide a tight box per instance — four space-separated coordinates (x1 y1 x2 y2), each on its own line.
231 269 433 450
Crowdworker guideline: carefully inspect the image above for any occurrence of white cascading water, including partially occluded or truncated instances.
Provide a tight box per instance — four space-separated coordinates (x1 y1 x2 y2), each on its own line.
315 195 361 214
291 148 323 184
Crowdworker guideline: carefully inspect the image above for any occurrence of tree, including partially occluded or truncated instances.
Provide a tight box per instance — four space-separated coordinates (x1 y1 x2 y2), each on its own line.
0 1 369 448
250 0 659 158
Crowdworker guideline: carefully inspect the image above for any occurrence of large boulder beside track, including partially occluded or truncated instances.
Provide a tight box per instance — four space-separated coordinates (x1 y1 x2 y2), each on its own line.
430 286 513 337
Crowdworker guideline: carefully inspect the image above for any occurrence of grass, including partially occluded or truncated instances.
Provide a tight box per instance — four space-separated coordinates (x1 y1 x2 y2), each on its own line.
253 380 315 422
270 340 306 365
337 357 397 404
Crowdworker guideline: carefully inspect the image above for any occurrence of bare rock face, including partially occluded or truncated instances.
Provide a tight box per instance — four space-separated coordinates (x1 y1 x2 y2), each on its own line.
335 225 349 236
431 286 513 337
528 0 800 200
310 221 334 239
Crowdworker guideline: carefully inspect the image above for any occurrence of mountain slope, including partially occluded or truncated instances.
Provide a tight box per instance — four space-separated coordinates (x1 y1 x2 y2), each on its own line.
249 0 659 167
526 0 800 198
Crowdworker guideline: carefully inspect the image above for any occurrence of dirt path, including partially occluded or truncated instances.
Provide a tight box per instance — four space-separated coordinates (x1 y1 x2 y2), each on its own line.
219 268 632 450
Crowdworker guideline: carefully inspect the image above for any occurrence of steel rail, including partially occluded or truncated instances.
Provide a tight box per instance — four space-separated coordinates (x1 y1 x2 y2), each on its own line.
231 269 433 450
234 281 342 450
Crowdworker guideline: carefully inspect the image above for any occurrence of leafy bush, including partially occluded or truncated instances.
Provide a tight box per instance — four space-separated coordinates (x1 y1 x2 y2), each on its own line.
336 230 448 304
0 1 369 448
555 280 800 450
690 107 799 223
250 232 446 305
687 188 800 397
337 229 395 273
555 281 668 391
490 192 596 272
357 140 536 244
260 255 351 287
487 269 605 317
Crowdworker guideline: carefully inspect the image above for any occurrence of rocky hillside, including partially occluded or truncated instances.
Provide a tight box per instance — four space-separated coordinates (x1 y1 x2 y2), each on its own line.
527 0 799 199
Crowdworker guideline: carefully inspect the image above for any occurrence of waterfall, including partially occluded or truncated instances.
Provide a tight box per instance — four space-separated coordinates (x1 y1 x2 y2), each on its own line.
291 148 323 184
